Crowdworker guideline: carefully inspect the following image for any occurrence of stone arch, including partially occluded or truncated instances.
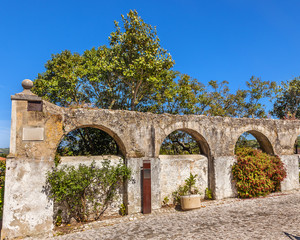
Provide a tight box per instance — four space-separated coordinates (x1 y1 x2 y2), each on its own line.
55 124 128 158
157 125 211 203
156 124 211 158
233 128 274 155
51 124 128 225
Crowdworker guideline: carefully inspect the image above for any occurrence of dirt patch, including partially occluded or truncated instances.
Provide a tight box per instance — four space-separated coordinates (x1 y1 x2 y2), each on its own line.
54 214 123 235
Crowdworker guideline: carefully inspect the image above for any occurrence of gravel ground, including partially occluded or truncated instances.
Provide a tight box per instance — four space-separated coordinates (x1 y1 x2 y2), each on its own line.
28 190 300 240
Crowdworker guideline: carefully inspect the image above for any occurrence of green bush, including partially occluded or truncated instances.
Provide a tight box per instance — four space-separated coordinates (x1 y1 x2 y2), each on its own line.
205 188 213 200
119 203 126 216
46 160 131 222
232 147 286 198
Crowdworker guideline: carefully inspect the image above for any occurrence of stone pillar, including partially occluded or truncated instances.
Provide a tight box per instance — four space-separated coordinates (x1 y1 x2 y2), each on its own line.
280 154 300 191
126 157 161 214
213 156 237 199
1 80 54 240
151 157 161 210
1 158 54 239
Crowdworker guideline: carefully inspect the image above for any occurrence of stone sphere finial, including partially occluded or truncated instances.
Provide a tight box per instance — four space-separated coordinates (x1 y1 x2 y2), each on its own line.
22 79 33 90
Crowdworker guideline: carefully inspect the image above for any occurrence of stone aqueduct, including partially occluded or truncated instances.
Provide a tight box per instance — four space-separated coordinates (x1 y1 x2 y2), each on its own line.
2 80 300 239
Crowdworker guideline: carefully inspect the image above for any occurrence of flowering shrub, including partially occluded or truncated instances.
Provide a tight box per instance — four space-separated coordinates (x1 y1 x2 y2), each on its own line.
232 147 286 198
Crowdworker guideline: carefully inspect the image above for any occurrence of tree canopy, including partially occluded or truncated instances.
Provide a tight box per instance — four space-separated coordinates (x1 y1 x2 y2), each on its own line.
33 10 277 118
32 9 296 156
33 10 175 112
271 77 300 119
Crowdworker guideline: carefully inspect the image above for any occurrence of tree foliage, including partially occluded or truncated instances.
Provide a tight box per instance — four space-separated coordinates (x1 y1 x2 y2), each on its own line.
33 10 175 111
57 128 119 156
235 132 260 153
33 10 277 119
32 9 283 156
159 130 200 155
33 51 85 107
272 77 300 119
109 10 175 111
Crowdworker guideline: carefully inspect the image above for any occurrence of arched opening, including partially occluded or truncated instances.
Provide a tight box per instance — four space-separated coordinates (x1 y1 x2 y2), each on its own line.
235 130 274 155
158 129 210 205
159 130 201 155
57 127 122 157
53 126 127 223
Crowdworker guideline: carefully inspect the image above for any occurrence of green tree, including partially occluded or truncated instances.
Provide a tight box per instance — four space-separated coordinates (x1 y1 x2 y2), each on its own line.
33 10 177 156
235 132 260 152
33 10 279 157
33 50 85 107
197 76 277 118
244 76 277 118
57 128 120 156
159 130 200 155
33 10 175 112
272 77 300 119
109 10 175 111
203 80 247 117
152 73 206 115
81 46 128 109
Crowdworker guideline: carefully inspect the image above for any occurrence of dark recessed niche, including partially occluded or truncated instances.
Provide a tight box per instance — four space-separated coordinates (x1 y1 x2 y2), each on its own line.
27 101 43 111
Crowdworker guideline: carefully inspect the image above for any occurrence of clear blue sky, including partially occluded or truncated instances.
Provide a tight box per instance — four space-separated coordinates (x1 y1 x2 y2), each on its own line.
0 0 300 148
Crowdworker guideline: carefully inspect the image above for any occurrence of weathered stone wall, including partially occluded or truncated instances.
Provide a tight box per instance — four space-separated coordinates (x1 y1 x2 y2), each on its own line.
2 158 53 239
280 155 300 191
60 155 123 167
2 80 300 239
159 155 208 203
214 156 237 199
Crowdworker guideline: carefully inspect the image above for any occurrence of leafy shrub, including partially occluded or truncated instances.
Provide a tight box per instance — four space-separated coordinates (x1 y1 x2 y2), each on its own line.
172 173 200 205
46 160 131 222
232 147 286 198
205 188 213 200
119 203 126 216
55 209 63 226
162 196 170 206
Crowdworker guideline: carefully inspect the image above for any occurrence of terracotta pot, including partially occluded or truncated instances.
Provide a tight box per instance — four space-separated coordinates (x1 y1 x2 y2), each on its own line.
180 194 201 210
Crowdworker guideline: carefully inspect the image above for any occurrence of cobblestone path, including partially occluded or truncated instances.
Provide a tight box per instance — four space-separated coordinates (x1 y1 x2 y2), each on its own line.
46 190 300 240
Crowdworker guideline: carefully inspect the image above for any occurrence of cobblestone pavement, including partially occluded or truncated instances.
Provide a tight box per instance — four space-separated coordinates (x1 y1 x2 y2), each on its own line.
39 190 300 240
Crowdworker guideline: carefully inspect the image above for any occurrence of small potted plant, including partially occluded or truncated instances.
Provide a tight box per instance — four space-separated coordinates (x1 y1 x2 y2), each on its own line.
172 173 201 210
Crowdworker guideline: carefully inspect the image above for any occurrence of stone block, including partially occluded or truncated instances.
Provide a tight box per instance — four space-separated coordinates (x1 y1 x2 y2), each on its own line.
22 127 44 141
280 154 300 191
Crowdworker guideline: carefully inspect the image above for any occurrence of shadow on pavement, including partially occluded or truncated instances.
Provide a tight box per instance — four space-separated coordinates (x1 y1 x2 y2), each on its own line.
284 232 300 240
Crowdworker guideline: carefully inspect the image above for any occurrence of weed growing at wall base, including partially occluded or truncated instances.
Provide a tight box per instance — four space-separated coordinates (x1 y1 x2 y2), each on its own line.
46 160 131 222
232 148 286 198
205 188 213 200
